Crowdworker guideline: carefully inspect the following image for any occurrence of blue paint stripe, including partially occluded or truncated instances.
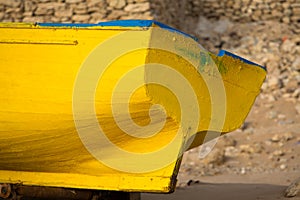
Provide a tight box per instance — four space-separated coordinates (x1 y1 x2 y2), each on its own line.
38 20 264 70
98 19 155 27
37 20 198 41
37 22 101 27
218 50 266 71
97 20 198 41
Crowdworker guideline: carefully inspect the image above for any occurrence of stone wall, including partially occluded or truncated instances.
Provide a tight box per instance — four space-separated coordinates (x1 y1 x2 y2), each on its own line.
190 0 300 24
181 0 300 34
1 0 298 28
0 0 152 23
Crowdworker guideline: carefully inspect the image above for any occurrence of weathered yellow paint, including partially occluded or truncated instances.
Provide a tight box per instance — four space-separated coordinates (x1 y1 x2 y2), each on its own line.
0 22 266 192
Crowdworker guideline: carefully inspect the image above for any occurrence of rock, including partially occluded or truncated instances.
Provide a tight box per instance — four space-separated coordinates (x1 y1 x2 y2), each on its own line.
282 93 291 98
219 135 237 147
283 132 294 141
72 14 90 22
273 150 285 156
244 127 255 134
120 11 152 20
253 143 264 153
124 2 150 13
278 119 294 125
267 76 283 90
106 10 125 20
240 167 246 175
280 164 287 170
278 142 284 147
239 144 254 154
90 12 106 23
224 146 239 157
267 110 278 119
282 16 290 23
187 180 200 186
108 0 126 9
285 177 300 197
22 16 46 22
196 17 212 35
0 12 4 20
266 94 276 102
37 2 65 10
0 0 21 7
292 57 300 71
73 3 87 14
278 114 286 119
66 0 84 3
34 6 54 16
55 9 73 18
23 11 33 17
213 19 233 34
281 39 296 52
87 0 104 6
278 158 287 163
286 79 298 93
271 134 281 143
295 104 300 114
292 89 300 98
24 1 37 12
200 148 225 166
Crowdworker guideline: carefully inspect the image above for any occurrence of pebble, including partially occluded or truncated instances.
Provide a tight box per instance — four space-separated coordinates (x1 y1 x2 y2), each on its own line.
283 132 294 141
292 89 300 98
271 134 281 142
187 180 200 186
267 110 278 119
268 77 283 90
200 148 225 166
253 143 264 153
219 135 237 147
225 146 239 157
278 119 294 125
265 140 273 146
295 104 300 114
240 167 246 175
285 177 300 197
244 127 255 134
280 164 287 170
273 150 285 156
278 114 286 119
240 144 255 154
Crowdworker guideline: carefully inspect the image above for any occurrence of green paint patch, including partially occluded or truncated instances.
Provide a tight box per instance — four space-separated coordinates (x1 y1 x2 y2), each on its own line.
174 45 228 76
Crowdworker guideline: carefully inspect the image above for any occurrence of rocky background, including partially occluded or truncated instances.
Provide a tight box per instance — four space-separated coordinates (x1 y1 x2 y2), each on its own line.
1 0 300 198
1 0 299 29
0 0 153 23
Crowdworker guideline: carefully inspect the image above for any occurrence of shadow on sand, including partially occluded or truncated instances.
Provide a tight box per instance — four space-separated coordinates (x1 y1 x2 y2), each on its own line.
142 182 289 200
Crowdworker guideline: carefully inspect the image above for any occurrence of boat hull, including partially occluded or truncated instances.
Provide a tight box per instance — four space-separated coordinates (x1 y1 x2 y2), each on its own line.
0 21 266 192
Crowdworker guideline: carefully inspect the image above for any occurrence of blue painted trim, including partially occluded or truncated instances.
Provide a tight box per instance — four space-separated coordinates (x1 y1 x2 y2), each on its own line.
218 50 266 71
98 20 155 27
97 20 198 41
38 20 264 71
37 23 101 27
37 20 198 41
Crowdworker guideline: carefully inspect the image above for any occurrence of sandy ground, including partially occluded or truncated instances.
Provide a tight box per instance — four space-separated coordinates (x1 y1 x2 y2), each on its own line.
143 96 300 200
143 172 300 200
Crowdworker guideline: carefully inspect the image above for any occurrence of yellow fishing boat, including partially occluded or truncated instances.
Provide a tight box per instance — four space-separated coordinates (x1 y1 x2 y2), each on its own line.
0 20 266 196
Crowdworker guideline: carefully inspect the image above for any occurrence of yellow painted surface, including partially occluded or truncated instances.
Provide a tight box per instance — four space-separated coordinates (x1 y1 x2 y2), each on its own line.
0 23 266 192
